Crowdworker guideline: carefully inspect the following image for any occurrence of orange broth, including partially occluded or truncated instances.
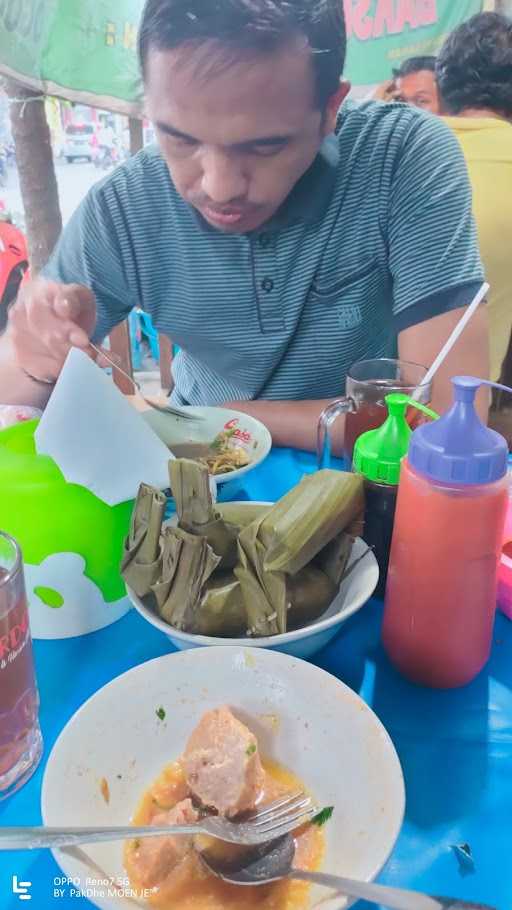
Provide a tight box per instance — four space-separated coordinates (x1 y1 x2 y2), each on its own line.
124 759 324 910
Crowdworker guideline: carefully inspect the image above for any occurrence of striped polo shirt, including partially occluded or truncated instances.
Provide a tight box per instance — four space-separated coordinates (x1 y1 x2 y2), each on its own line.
44 101 484 405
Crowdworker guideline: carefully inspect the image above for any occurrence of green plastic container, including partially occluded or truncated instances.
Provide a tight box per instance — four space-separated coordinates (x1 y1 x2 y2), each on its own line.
353 393 438 597
0 420 133 639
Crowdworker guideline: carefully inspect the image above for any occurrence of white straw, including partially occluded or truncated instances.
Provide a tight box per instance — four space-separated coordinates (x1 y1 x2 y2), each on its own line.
412 281 490 400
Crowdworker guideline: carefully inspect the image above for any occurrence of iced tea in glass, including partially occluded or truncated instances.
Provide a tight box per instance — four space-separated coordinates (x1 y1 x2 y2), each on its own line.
0 532 43 799
318 358 432 468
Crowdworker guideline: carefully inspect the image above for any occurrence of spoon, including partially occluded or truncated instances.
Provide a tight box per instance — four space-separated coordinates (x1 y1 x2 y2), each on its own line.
199 833 495 910
88 342 204 422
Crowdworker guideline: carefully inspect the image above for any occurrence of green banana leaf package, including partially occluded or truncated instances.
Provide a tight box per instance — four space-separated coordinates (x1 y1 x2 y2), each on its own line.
120 483 167 598
121 459 365 638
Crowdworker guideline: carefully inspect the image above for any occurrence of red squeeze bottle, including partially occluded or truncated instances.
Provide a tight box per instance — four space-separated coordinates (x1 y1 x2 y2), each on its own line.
382 377 510 688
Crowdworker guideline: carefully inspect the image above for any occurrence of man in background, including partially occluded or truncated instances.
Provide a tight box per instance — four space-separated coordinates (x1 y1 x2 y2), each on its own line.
393 56 441 114
374 56 441 114
438 12 512 381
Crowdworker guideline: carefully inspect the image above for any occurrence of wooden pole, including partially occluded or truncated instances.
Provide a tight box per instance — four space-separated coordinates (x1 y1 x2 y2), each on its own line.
128 117 143 155
109 321 135 394
3 80 62 273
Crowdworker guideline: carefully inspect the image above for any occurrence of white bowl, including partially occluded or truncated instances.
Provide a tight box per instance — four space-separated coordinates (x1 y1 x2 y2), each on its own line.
127 515 379 659
142 405 272 484
41 647 405 910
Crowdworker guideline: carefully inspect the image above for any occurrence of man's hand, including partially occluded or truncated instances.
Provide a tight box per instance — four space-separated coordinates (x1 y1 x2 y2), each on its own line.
7 278 96 383
372 79 401 102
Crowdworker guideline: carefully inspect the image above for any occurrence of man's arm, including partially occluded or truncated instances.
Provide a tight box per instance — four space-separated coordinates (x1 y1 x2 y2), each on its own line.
0 282 96 407
385 112 489 417
225 305 490 451
399 304 490 420
0 333 53 408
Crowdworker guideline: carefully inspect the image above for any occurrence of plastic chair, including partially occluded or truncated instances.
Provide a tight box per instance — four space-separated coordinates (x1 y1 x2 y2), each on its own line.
128 309 142 371
109 319 175 395
137 309 160 362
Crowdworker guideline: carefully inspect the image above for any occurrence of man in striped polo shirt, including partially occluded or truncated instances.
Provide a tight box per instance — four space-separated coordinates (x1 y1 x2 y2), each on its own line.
1 0 488 450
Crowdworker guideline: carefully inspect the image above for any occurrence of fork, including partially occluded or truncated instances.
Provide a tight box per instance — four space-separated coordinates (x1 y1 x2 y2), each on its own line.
0 791 315 850
88 342 204 422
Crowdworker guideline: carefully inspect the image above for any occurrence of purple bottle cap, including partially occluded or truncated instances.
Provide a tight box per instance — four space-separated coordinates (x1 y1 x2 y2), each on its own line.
408 376 509 485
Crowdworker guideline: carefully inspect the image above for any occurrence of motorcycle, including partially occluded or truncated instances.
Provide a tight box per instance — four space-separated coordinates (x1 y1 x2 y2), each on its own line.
0 202 29 333
93 142 119 171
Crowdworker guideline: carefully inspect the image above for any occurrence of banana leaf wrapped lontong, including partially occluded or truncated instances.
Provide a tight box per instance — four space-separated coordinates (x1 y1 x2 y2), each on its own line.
121 459 365 637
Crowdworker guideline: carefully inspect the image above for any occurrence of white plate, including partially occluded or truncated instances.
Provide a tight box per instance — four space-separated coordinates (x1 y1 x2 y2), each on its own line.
142 406 272 484
128 503 379 659
41 647 405 910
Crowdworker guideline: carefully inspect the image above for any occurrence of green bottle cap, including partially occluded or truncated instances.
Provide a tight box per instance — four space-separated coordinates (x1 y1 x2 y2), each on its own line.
353 393 438 486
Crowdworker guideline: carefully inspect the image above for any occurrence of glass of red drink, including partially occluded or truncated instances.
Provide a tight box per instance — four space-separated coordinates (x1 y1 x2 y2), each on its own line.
317 358 432 469
0 532 43 799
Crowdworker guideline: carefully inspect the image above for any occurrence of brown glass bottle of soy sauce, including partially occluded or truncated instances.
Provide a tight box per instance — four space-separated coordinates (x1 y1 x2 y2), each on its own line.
352 393 437 598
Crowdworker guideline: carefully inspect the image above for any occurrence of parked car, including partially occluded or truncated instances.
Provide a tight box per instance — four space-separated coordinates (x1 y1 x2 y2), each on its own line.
63 123 95 163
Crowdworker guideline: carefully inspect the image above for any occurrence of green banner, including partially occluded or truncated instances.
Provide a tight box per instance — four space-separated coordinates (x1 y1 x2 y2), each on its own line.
343 0 484 86
0 0 143 114
0 0 484 112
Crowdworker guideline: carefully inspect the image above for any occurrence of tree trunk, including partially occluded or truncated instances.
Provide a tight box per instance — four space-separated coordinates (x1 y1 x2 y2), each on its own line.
3 80 62 274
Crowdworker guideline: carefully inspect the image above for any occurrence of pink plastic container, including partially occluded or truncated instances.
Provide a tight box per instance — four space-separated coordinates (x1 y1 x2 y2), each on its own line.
0 405 42 429
497 494 512 620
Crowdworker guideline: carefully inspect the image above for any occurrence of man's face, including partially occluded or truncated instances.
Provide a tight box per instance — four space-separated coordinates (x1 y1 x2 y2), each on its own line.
395 70 441 114
145 40 345 233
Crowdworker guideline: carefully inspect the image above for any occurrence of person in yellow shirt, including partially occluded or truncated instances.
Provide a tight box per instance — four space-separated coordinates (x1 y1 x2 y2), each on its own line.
437 12 512 381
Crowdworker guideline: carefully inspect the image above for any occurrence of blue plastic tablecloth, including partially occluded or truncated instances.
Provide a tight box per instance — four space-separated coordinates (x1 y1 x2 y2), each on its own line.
1 448 511 910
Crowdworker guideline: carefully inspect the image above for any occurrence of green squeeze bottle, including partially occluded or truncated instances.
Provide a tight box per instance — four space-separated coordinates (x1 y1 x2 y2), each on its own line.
353 393 437 598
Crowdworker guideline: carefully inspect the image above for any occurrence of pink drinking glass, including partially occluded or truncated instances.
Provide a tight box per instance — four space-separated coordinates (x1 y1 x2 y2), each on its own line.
0 532 43 799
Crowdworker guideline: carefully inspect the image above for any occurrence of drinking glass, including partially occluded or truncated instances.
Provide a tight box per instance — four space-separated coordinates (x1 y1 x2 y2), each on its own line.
317 358 432 469
0 532 43 799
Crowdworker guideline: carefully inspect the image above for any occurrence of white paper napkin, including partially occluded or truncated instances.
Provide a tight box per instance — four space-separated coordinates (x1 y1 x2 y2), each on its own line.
35 348 172 505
